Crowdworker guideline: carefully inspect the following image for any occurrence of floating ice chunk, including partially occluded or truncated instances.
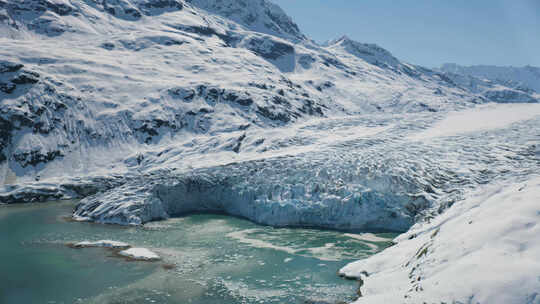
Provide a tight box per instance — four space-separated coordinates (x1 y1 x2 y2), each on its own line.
344 233 392 243
72 240 130 249
119 248 161 261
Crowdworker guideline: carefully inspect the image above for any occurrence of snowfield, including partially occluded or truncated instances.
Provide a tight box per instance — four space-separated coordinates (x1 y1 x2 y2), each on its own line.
1 0 540 303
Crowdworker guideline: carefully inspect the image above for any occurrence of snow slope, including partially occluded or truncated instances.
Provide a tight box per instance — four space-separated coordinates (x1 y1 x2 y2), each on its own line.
340 175 540 304
336 103 540 303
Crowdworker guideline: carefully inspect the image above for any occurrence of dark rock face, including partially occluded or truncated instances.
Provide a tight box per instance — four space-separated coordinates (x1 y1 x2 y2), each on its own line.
100 0 184 19
101 0 143 20
315 81 335 92
0 0 74 34
139 0 183 9
256 105 290 123
0 110 38 163
138 0 183 15
100 42 116 50
0 82 16 93
43 0 74 16
0 0 185 36
245 36 294 60
483 89 537 103
0 118 11 162
6 0 74 16
320 55 346 69
166 23 237 46
0 61 23 73
134 118 179 144
13 150 63 168
299 99 324 116
435 73 457 87
10 71 40 84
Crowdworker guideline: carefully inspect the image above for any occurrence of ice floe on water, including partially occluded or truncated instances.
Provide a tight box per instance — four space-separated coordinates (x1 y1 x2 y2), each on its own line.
119 248 161 261
227 227 394 262
227 229 298 255
70 239 160 261
72 240 130 249
343 233 393 243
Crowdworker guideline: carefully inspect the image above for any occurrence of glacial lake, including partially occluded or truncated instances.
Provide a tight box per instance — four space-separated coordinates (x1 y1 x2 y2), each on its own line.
0 200 397 304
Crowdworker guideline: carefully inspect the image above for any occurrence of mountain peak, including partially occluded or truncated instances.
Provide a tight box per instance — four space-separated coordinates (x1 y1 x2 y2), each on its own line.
186 0 305 41
321 35 351 46
325 35 401 70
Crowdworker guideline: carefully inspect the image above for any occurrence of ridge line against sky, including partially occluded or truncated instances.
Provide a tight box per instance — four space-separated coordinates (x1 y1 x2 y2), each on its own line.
270 0 540 68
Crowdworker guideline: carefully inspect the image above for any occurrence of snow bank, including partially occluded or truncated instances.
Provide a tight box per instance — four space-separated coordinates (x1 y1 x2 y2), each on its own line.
340 176 540 304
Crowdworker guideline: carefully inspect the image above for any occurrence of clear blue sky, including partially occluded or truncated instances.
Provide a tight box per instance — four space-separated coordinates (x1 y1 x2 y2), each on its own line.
271 0 540 68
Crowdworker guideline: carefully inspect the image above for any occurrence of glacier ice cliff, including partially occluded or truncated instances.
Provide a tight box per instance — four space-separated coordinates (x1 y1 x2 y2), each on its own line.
72 105 540 233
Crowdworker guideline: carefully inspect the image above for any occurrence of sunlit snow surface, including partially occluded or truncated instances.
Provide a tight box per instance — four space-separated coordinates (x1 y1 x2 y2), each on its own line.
340 176 540 304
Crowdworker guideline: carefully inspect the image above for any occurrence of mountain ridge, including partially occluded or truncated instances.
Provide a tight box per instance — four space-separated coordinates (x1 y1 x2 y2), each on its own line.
440 62 540 92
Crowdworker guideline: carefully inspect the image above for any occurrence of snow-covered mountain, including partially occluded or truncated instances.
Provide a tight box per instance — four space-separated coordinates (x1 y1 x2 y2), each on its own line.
186 0 306 41
440 63 540 93
1 1 539 303
437 68 539 104
0 0 496 186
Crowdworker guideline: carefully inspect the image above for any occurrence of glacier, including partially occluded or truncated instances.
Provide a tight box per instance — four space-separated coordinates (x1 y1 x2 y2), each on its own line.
71 103 540 233
1 0 540 303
